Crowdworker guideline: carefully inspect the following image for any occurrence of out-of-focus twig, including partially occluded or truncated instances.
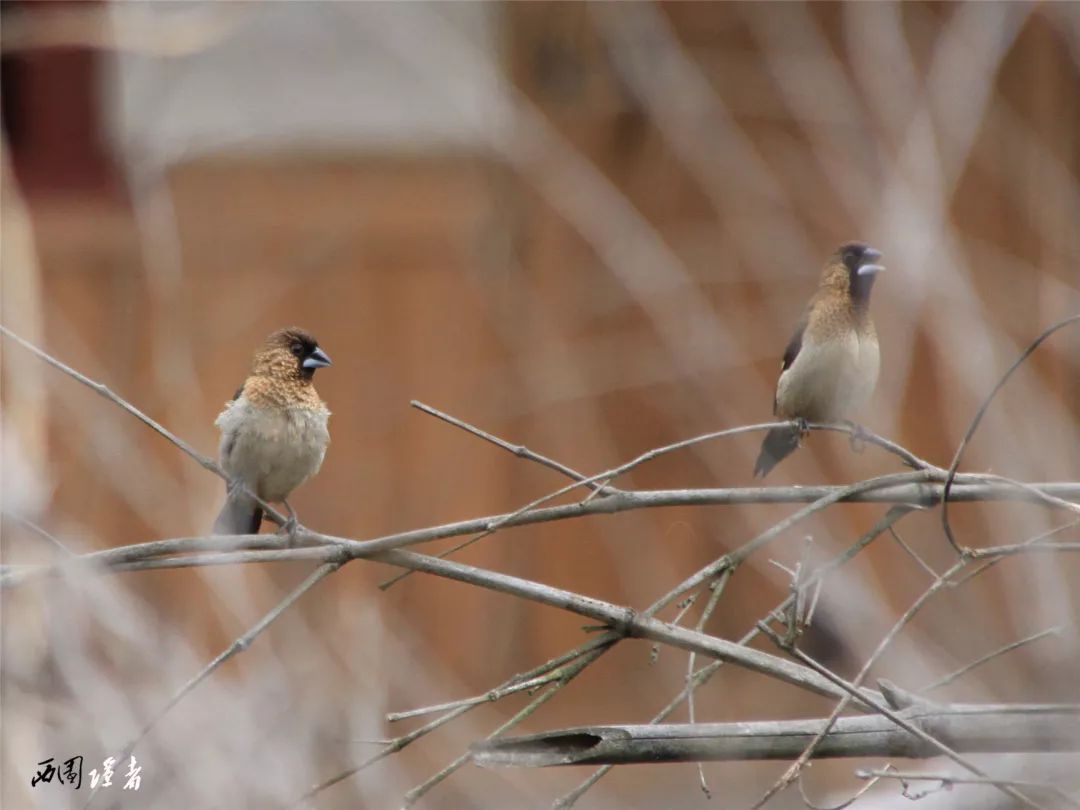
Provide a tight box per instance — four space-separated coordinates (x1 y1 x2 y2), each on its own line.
941 313 1080 554
84 559 345 808
4 513 77 556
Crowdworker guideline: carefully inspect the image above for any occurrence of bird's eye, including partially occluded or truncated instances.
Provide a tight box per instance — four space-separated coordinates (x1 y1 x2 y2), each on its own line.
291 342 304 357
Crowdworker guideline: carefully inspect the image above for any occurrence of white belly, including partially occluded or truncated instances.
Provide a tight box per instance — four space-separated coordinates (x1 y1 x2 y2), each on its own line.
775 332 879 422
216 398 330 502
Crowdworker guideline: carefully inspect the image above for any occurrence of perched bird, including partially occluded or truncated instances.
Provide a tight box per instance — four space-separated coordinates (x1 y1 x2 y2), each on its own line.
753 242 884 478
213 327 332 535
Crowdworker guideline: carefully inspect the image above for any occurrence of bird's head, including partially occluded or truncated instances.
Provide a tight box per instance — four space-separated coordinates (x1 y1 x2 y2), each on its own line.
822 242 885 305
255 327 332 383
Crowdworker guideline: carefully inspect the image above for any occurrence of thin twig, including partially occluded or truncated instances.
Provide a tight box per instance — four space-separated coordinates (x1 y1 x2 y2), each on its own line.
387 671 566 723
686 569 731 799
941 313 1080 554
410 400 614 493
855 768 1079 806
399 648 604 807
921 625 1063 693
948 518 1080 588
650 591 699 664
798 766 889 810
4 512 77 556
888 524 938 579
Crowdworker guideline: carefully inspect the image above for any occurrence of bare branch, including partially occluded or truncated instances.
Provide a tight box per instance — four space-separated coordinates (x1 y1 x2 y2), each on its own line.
751 553 969 808
760 626 1053 809
553 507 912 808
887 523 939 579
12 476 1079 589
471 703 1080 766
941 313 1080 554
409 400 613 493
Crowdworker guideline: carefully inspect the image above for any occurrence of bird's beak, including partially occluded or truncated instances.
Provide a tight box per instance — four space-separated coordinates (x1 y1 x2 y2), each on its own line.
302 347 332 369
857 248 885 276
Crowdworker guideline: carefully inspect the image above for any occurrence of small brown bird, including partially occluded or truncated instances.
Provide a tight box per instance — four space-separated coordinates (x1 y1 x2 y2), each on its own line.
754 242 884 478
213 327 332 535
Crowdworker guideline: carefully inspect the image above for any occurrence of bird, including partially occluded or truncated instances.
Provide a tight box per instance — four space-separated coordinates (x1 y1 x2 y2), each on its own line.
753 242 884 478
212 327 332 535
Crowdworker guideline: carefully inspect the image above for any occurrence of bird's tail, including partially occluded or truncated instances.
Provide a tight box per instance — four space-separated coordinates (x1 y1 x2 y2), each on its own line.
212 484 264 535
753 426 801 478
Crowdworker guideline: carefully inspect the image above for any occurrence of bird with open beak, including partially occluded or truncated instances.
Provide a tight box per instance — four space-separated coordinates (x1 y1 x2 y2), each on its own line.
213 327 332 535
754 243 885 478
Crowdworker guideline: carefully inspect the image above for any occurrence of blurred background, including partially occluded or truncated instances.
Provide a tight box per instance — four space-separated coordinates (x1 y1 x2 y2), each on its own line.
2 2 1079 808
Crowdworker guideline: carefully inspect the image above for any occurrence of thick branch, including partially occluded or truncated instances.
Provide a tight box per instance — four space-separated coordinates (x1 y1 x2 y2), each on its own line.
472 704 1080 767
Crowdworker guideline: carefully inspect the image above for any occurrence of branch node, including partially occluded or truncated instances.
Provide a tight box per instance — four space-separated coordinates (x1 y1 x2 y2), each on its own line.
878 679 937 712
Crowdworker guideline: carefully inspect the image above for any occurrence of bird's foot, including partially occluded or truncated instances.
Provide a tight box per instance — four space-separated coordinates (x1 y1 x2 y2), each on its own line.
795 417 810 440
278 501 300 547
277 517 301 547
845 421 869 454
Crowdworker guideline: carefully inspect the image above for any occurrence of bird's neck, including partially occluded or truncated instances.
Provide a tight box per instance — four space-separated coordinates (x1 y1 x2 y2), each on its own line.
245 375 322 409
849 273 877 307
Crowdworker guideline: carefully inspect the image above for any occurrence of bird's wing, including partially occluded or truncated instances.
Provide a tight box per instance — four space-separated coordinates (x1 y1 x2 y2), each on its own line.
217 385 245 475
780 317 807 372
774 316 807 415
